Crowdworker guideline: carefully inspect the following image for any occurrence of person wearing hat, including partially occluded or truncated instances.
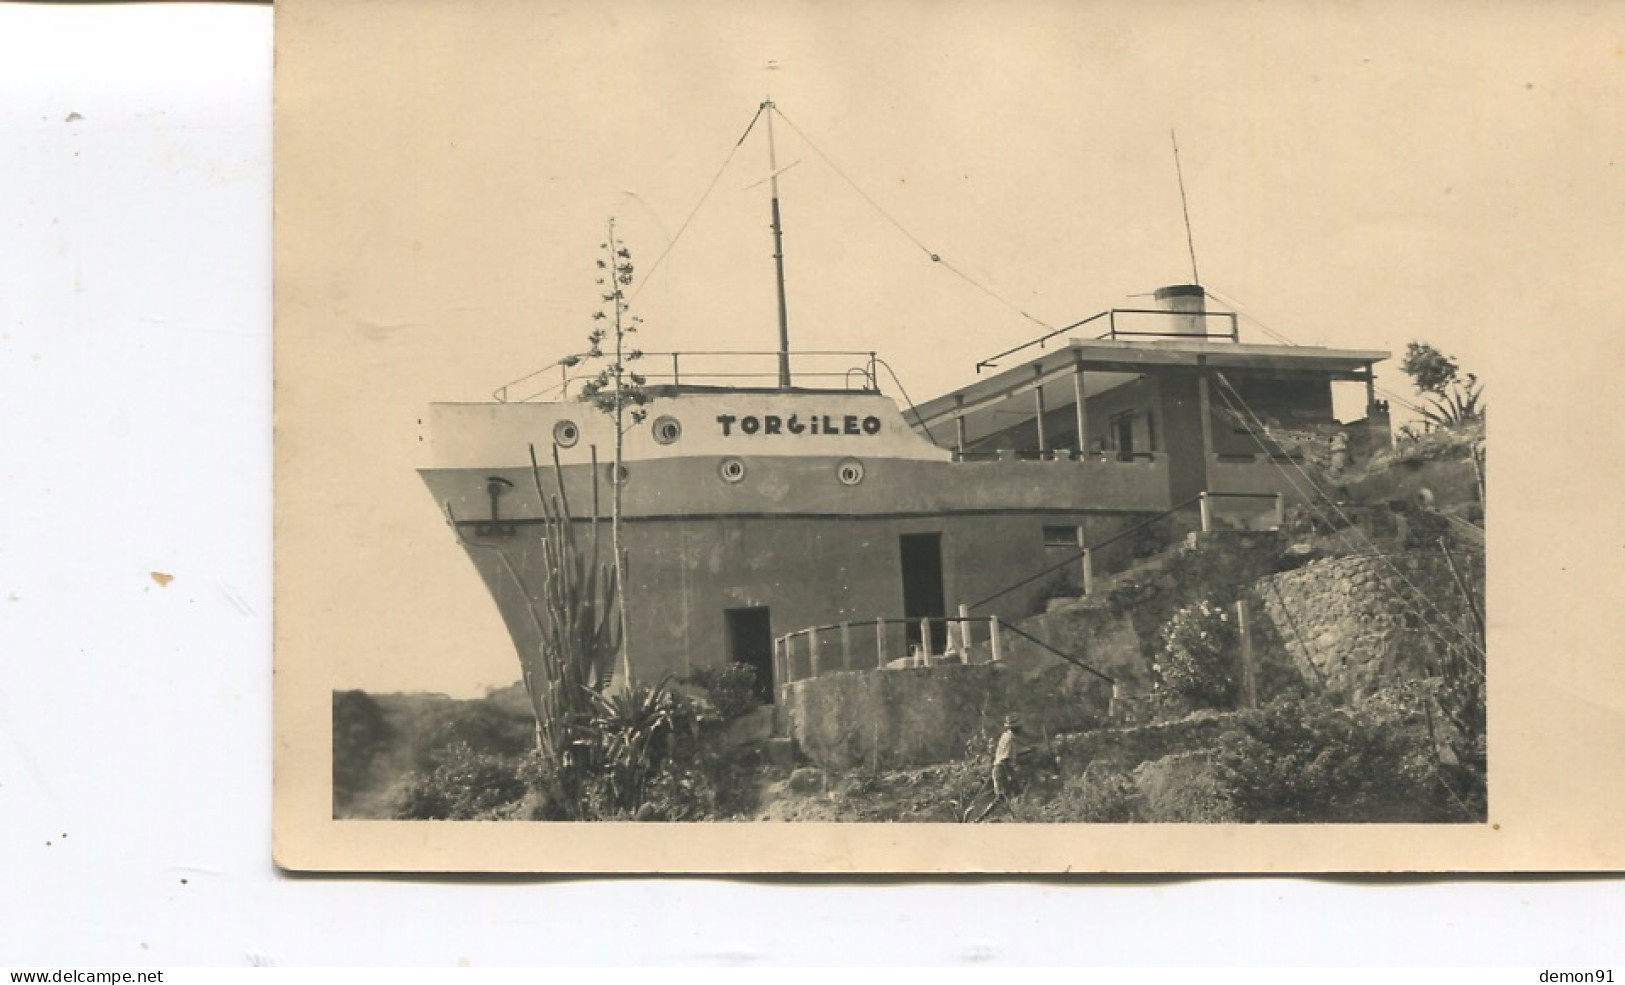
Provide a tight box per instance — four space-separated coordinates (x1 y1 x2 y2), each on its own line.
975 713 1039 821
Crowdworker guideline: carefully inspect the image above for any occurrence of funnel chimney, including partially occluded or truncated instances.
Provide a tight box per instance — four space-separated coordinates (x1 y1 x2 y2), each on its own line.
1153 284 1210 339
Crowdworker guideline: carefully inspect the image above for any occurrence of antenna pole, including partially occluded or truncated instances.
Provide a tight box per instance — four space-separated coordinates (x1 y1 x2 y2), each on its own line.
1171 129 1200 286
764 98 792 388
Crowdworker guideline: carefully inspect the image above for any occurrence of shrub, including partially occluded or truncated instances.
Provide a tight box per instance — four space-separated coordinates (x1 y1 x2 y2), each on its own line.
1132 752 1236 823
1153 598 1240 709
685 662 763 721
389 741 528 820
1210 695 1451 823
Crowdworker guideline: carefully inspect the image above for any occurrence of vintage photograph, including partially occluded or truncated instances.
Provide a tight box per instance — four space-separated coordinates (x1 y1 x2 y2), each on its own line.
274 0 1617 872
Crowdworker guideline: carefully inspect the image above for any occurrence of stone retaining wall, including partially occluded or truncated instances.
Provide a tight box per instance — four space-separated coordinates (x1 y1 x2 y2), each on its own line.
1252 550 1481 700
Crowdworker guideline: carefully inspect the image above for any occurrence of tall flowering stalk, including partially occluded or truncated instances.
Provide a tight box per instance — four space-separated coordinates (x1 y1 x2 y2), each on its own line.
578 218 649 688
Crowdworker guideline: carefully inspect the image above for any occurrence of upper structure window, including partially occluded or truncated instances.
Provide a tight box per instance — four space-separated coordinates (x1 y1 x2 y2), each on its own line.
1043 525 1081 547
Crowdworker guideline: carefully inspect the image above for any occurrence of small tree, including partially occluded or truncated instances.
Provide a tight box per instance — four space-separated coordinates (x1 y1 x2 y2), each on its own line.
578 218 651 689
1400 342 1484 430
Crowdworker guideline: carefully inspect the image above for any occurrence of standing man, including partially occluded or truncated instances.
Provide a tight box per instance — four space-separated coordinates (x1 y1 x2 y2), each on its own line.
974 713 1040 822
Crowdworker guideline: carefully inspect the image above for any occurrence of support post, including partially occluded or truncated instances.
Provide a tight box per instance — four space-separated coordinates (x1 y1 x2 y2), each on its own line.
1197 365 1215 484
839 620 851 671
1033 366 1048 456
1273 492 1285 530
954 394 967 459
1199 491 1213 532
671 352 681 386
875 618 887 669
1236 598 1258 709
920 619 934 666
1082 548 1095 597
957 603 972 660
1072 353 1088 458
989 618 1003 663
808 630 821 679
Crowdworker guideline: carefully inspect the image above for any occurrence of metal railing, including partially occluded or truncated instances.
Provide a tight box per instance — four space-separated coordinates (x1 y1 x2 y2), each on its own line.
974 307 1240 373
492 349 881 403
774 614 1004 691
772 609 1116 695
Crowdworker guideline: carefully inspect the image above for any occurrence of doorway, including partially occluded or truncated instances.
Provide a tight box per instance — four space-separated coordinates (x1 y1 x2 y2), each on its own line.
724 606 775 702
1113 411 1136 461
898 533 948 653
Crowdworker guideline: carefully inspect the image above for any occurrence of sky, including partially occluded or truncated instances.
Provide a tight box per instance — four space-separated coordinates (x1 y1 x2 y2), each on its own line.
275 0 1625 696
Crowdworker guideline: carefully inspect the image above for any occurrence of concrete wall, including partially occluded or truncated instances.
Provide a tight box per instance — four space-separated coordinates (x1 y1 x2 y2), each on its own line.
1153 370 1209 506
451 507 1161 686
782 662 1106 771
421 453 1173 524
1205 455 1307 501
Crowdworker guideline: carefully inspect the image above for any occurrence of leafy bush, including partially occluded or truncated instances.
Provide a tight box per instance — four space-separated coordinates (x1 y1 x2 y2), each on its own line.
389 741 528 820
685 662 763 720
1153 599 1240 709
1210 694 1450 823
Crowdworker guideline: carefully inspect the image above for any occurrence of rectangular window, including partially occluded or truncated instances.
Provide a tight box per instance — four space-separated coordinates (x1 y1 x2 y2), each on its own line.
1043 525 1081 548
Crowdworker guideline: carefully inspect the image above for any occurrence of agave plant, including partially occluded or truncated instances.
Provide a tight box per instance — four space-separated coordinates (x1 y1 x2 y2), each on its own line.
582 676 681 814
1401 341 1484 430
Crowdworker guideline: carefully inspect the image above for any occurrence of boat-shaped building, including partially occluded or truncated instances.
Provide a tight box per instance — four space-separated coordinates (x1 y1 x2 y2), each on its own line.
420 285 1391 697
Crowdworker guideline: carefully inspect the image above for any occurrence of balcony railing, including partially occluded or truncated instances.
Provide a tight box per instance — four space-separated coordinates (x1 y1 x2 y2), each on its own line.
974 306 1240 373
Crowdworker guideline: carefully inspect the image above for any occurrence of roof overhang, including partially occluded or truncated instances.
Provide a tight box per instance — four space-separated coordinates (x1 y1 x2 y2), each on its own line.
912 338 1390 431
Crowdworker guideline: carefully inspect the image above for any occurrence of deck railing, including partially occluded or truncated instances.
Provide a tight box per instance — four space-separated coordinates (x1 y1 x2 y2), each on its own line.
973 307 1240 373
492 349 881 403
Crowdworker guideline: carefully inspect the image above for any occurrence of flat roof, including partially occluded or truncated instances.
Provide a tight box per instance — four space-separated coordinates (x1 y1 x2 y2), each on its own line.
913 337 1389 429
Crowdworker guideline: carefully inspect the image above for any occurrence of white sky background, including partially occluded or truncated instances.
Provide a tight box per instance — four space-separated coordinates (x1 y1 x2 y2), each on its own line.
271 0 1625 697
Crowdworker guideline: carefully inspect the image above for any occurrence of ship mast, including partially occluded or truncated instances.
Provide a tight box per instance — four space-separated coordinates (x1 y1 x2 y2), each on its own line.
764 98 792 388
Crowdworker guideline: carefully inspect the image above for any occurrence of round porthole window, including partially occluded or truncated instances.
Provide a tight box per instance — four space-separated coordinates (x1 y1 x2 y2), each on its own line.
651 415 682 445
605 463 630 486
718 457 746 484
836 458 866 486
553 419 580 448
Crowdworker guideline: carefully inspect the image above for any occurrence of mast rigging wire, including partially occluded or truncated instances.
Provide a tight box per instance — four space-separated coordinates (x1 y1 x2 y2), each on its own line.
768 106 1056 334
1171 130 1200 285
630 104 765 301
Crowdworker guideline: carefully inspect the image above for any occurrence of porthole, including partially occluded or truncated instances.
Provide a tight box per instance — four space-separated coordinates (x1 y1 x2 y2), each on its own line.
836 458 866 486
605 463 629 486
553 419 580 448
718 457 747 484
651 415 682 445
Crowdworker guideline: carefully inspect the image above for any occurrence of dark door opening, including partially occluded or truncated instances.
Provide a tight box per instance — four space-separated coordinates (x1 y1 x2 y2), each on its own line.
724 606 776 702
1113 411 1136 461
899 533 948 653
